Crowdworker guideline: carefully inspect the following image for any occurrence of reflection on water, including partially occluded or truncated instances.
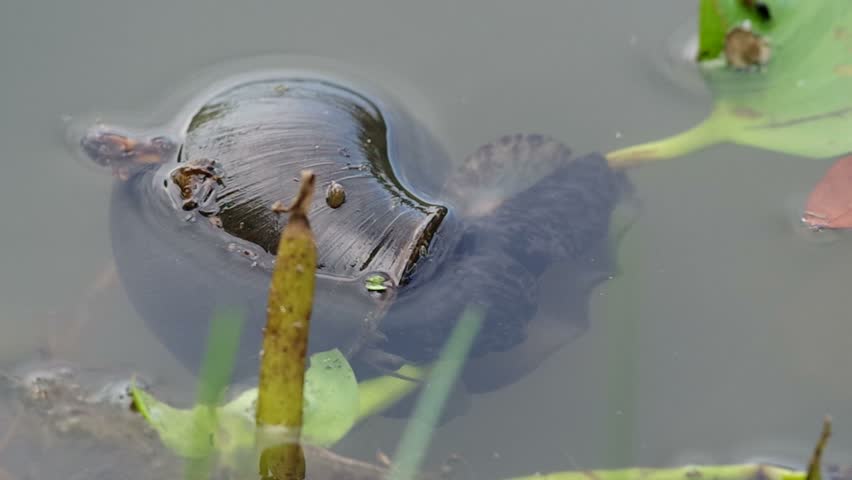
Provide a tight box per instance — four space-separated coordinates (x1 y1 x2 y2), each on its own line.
2 1 852 479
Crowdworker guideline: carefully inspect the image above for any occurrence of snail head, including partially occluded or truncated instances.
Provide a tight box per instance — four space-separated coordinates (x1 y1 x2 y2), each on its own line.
80 125 177 179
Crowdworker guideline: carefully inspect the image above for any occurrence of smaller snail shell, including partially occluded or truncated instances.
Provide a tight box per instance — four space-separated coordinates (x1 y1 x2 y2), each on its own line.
326 181 346 208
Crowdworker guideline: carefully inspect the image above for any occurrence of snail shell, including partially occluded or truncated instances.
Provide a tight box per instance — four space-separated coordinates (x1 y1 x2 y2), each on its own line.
78 75 632 395
326 181 346 208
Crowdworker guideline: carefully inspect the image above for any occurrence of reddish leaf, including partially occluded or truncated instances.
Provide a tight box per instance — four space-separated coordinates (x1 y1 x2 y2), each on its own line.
803 155 852 229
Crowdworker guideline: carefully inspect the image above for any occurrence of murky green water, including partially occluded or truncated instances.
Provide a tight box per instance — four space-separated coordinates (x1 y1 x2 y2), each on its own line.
2 1 852 479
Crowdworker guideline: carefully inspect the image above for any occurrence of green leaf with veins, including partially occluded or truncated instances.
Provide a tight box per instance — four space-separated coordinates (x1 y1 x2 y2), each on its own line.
608 0 852 165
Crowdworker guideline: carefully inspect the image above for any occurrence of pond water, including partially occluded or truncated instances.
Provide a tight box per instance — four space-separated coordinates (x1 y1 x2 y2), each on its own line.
3 1 852 479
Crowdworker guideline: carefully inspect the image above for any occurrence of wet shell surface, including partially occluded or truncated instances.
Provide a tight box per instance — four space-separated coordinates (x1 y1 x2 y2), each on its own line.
176 79 448 283
78 74 632 395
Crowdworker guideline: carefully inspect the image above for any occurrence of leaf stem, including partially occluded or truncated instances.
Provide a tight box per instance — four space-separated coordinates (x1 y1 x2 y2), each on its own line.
356 365 425 421
256 170 317 430
606 111 725 168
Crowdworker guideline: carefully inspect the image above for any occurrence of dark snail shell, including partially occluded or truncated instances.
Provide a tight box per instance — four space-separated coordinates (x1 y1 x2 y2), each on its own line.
92 77 455 378
79 75 631 395
180 79 450 283
377 143 628 377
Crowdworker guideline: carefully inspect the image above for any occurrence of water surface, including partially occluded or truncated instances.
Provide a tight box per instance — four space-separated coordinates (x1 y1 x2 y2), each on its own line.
2 1 851 478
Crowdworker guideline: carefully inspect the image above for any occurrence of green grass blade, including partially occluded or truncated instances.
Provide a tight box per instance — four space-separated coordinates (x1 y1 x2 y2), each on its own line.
186 308 245 480
387 305 484 480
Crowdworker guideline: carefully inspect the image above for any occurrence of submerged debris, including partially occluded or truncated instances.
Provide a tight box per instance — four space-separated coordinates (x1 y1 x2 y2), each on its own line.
169 158 224 213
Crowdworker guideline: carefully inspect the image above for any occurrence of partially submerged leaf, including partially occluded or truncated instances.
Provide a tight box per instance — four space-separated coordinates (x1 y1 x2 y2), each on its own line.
226 349 413 446
131 348 423 460
132 385 218 459
803 156 852 229
609 0 852 165
301 350 359 445
130 308 244 467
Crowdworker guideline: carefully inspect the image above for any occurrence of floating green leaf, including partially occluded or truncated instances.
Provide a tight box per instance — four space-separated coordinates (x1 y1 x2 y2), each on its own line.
133 386 219 459
130 308 244 479
216 349 362 449
133 350 357 455
130 347 429 464
300 349 359 445
609 0 852 166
